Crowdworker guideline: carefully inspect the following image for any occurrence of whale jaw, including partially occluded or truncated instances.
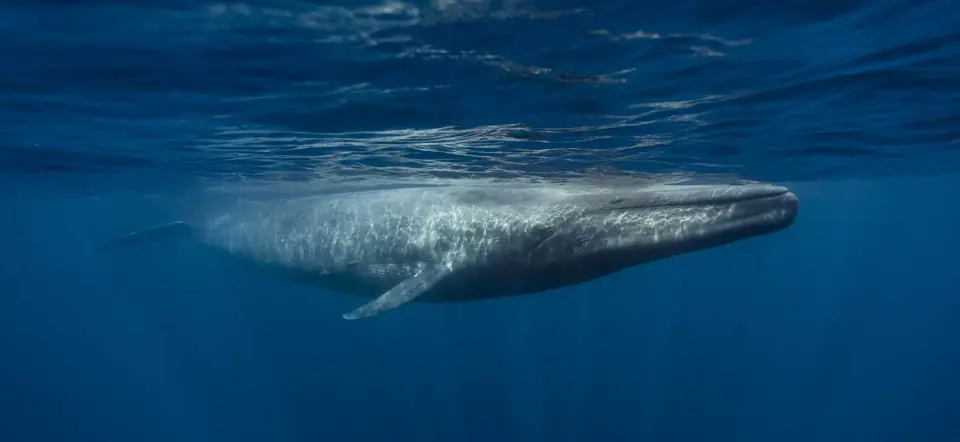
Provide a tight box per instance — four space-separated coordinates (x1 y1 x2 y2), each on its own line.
551 185 798 271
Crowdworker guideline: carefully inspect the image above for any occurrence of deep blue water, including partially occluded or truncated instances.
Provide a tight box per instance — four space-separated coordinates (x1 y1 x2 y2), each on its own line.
2 0 960 441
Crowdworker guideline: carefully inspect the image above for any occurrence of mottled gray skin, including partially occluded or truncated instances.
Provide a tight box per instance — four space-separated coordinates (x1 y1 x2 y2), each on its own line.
190 182 797 314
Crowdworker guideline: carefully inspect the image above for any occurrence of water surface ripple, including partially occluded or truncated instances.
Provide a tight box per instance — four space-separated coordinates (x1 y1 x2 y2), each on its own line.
1 0 958 185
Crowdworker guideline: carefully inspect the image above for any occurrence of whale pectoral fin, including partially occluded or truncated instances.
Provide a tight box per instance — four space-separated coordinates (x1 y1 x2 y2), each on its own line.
342 266 450 320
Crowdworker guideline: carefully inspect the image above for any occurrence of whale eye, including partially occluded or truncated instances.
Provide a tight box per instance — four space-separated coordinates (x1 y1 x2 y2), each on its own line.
609 198 625 205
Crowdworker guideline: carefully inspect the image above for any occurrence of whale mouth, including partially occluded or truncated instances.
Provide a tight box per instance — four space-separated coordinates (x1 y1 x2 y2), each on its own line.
615 184 793 210
595 183 799 243
721 190 798 232
631 184 796 209
665 185 799 232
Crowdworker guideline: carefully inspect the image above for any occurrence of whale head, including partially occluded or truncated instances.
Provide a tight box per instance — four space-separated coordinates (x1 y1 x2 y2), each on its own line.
534 183 798 280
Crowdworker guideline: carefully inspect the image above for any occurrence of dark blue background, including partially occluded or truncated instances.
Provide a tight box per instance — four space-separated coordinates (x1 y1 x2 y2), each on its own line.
3 176 959 442
1 0 959 441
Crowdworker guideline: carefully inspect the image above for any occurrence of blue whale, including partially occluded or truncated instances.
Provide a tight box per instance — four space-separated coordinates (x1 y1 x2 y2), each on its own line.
111 181 798 320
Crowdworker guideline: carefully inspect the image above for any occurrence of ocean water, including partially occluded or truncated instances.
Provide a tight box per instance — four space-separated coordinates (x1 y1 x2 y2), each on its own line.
1 1 959 441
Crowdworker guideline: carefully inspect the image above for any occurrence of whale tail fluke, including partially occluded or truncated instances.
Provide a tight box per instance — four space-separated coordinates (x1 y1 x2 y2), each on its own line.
105 221 195 249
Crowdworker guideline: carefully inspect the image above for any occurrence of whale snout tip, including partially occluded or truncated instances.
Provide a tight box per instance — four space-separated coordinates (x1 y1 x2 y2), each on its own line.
760 184 791 197
778 190 799 225
743 183 797 215
784 191 798 203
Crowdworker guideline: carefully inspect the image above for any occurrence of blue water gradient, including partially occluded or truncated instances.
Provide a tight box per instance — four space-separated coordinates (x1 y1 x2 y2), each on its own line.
1 1 959 441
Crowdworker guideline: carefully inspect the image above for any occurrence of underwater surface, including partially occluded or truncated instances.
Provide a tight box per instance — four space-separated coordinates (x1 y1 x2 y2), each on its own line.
1 0 959 441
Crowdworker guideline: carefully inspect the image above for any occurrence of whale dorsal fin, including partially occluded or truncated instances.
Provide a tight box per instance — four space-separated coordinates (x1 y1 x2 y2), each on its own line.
106 221 194 249
342 265 450 320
